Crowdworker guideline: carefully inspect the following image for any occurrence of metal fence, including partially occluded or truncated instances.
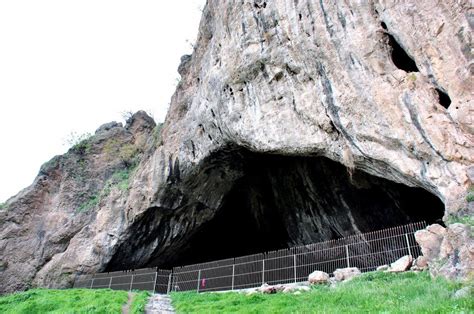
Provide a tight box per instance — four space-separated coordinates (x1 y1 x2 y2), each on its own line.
73 221 426 294
73 268 172 294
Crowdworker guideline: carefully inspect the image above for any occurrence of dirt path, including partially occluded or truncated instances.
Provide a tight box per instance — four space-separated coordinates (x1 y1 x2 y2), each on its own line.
145 294 175 314
122 292 133 314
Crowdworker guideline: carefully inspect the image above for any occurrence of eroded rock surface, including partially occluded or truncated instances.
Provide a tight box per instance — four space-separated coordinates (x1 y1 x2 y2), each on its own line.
0 111 156 293
1 0 473 293
416 223 474 281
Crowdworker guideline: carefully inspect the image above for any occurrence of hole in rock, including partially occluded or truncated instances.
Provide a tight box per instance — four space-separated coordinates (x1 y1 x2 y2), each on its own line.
106 151 444 270
384 29 419 72
435 88 451 109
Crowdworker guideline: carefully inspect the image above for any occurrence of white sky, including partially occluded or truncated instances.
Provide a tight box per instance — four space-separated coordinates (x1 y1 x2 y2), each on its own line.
0 0 206 202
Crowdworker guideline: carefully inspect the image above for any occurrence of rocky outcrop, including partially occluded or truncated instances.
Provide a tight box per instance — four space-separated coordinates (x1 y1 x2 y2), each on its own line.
0 0 473 293
416 223 474 281
0 111 156 293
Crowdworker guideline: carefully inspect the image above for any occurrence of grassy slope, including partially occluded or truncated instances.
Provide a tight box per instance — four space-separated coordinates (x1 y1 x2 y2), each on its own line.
171 271 474 313
0 288 150 314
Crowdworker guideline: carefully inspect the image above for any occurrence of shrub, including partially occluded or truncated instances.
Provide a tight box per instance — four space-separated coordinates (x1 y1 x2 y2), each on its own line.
65 132 93 154
447 214 474 228
77 194 100 212
119 144 139 167
112 168 134 191
103 139 139 167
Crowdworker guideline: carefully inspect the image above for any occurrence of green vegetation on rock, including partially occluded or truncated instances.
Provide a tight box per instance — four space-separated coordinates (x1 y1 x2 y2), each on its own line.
66 132 93 155
0 203 7 210
75 164 137 213
76 194 100 213
465 184 474 202
447 214 474 228
171 272 473 313
152 123 164 147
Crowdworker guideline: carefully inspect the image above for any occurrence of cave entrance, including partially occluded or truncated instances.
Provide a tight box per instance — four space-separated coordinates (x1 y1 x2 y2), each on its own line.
170 152 444 267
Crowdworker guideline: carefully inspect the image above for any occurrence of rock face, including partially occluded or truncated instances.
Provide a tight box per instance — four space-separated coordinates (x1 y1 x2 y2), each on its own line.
416 223 474 281
0 1 473 293
0 111 157 293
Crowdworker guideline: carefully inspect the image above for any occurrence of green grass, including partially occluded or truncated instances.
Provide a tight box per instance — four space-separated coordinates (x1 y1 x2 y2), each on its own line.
171 272 474 313
130 291 151 314
0 288 151 314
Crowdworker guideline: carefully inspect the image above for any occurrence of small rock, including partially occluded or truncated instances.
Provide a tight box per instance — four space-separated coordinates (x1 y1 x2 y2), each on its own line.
274 285 285 292
376 265 389 271
333 267 361 281
389 255 413 272
308 270 330 284
293 291 302 295
411 256 428 271
453 286 472 299
283 285 310 293
258 283 277 294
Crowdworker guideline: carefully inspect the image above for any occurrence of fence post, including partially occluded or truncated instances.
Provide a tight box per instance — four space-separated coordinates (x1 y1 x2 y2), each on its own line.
129 274 134 292
108 277 112 289
405 233 412 256
153 271 158 294
262 259 265 284
345 245 350 267
90 278 94 289
197 270 202 293
166 272 172 294
293 254 297 283
231 264 235 290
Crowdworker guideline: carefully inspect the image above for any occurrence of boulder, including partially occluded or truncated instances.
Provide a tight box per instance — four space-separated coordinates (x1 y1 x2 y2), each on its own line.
388 255 413 272
411 256 429 271
376 265 390 272
415 226 445 261
308 270 330 284
258 283 277 294
283 285 310 293
453 286 472 299
333 267 361 281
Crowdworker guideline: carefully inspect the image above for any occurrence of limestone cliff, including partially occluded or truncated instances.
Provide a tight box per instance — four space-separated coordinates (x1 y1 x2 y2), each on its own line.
1 0 473 293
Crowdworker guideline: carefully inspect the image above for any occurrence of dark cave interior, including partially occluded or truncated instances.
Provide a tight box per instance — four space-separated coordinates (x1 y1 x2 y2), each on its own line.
164 152 444 267
435 88 452 109
381 22 419 73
